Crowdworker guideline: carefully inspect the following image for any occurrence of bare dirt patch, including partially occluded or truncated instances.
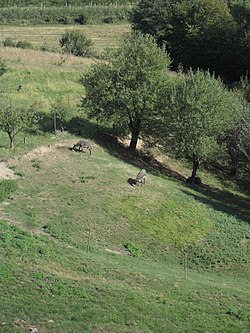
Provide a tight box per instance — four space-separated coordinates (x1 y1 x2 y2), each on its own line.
0 162 18 180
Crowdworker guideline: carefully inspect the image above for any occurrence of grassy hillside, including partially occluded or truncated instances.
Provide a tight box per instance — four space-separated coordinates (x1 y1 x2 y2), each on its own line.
0 24 250 333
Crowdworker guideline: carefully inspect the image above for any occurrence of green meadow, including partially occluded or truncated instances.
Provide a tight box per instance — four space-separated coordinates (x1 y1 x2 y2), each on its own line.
0 23 249 333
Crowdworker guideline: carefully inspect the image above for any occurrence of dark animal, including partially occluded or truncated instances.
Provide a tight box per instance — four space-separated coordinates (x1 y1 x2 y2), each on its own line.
17 84 22 92
72 140 92 155
134 168 146 186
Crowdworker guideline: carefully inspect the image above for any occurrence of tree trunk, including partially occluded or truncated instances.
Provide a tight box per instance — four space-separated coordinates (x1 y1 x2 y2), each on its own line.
8 132 15 150
129 130 139 153
229 164 237 178
53 112 57 132
129 117 141 153
229 153 237 178
190 153 200 184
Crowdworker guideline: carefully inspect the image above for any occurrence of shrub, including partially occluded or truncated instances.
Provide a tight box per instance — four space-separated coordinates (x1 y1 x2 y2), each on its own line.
124 242 144 257
59 29 93 57
74 13 87 25
16 40 32 49
3 37 32 49
3 37 16 47
0 58 8 76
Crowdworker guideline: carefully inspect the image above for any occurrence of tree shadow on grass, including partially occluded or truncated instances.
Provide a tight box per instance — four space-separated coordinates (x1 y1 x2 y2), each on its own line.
95 132 186 182
181 186 250 225
96 132 250 224
45 116 250 224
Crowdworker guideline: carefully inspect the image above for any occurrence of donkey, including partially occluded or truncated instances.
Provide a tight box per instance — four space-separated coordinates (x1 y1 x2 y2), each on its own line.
72 140 92 155
135 168 146 186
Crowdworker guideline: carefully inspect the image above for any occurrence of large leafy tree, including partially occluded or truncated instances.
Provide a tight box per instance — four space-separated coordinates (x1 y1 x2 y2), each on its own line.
82 31 172 152
131 0 249 82
161 69 242 183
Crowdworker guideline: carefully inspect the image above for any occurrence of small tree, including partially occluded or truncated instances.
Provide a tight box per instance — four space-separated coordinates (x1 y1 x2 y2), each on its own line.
162 69 242 183
82 31 172 152
0 97 37 150
51 97 75 132
59 29 93 57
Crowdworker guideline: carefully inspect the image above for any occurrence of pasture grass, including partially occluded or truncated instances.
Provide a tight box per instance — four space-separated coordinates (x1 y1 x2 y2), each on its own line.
0 24 249 332
0 23 130 53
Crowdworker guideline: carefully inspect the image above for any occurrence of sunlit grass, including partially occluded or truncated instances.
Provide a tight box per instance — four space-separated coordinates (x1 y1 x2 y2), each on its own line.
0 23 131 53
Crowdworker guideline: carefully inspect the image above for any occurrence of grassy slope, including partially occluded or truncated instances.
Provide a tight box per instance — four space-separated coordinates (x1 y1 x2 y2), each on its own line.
0 24 250 333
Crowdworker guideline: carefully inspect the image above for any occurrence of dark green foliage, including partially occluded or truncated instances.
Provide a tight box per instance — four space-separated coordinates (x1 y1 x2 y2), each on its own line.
59 29 93 57
124 241 144 257
130 0 250 82
0 180 17 202
74 12 87 25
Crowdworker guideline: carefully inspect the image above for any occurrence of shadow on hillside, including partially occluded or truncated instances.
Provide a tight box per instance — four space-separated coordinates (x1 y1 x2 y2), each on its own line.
97 132 186 181
98 133 250 224
181 187 250 225
35 114 98 137
61 117 250 224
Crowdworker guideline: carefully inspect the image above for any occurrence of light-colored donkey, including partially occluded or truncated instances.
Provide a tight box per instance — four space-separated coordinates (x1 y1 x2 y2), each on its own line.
73 140 92 155
135 168 146 186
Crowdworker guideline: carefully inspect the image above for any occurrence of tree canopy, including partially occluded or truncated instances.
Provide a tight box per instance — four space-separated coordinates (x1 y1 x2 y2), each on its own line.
82 31 172 152
130 0 250 82
0 97 37 150
159 69 243 182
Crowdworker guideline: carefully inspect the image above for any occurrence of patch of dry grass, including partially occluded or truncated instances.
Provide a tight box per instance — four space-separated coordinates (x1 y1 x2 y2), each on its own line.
0 46 95 71
0 23 131 53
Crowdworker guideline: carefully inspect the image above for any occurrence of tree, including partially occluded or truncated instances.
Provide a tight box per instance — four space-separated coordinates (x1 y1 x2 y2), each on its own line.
161 69 242 183
222 105 250 177
59 29 93 57
219 77 250 177
51 97 75 132
82 31 172 152
0 97 37 150
130 0 248 82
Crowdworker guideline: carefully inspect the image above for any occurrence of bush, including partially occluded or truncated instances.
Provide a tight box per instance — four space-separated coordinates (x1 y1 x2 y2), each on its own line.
0 58 8 76
124 242 144 257
16 40 32 49
74 13 87 25
59 29 93 57
3 37 16 47
3 37 32 49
